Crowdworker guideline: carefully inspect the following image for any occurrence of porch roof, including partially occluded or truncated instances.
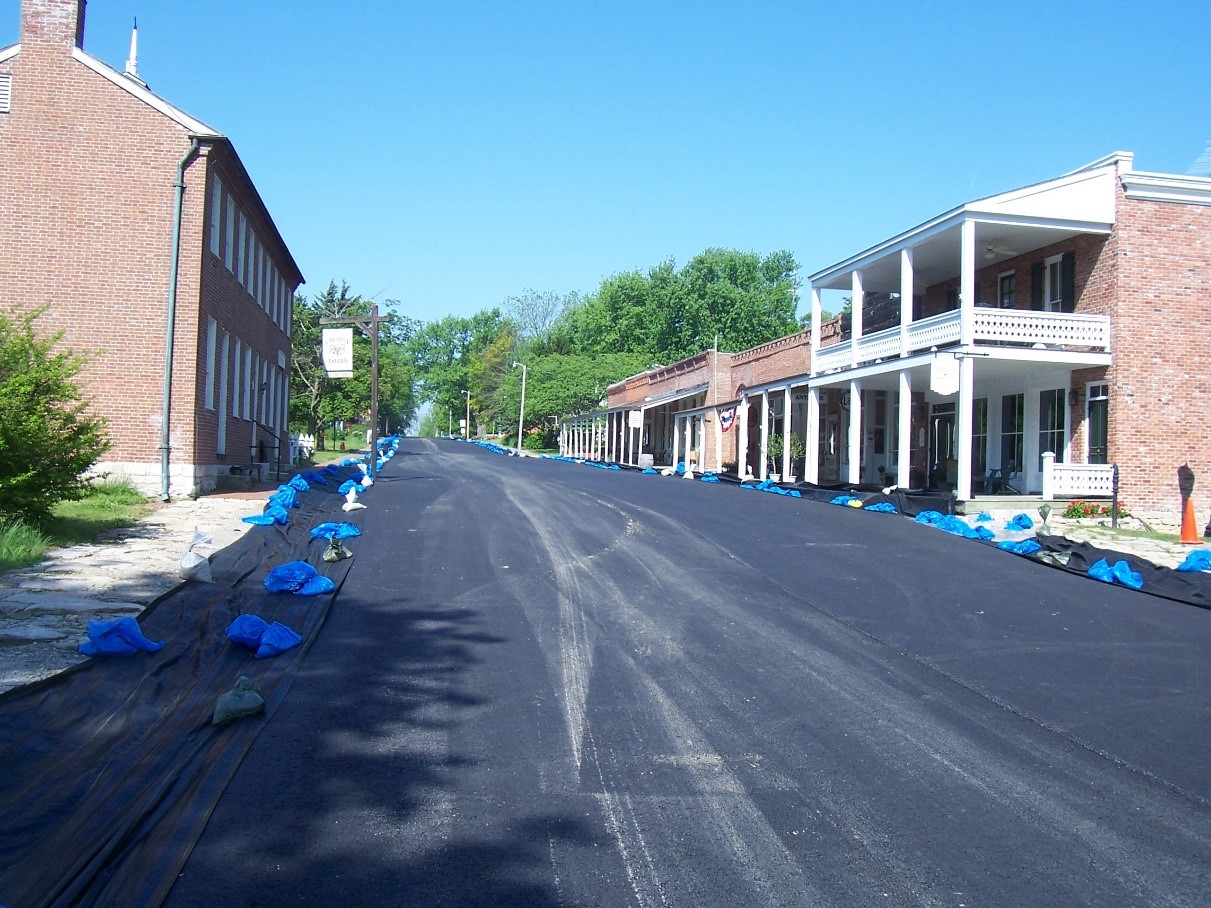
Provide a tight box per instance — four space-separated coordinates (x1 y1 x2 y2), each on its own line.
639 382 709 411
808 154 1124 293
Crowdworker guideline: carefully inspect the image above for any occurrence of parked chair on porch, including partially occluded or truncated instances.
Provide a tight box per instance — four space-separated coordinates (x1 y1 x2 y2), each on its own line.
983 461 1021 495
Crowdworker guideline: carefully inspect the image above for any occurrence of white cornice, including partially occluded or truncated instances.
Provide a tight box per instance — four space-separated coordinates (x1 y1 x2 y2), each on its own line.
0 43 18 64
1121 171 1211 206
71 46 222 138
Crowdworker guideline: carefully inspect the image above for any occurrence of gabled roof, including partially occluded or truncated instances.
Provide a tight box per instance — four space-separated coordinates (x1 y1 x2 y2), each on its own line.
1 40 303 284
70 45 223 138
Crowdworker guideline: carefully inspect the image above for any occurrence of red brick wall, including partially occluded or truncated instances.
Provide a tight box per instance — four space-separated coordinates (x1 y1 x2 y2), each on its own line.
0 21 298 495
1108 181 1211 517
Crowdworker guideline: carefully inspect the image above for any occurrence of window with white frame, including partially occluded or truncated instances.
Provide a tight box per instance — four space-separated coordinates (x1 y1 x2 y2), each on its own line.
997 271 1015 309
224 196 235 271
204 318 217 410
243 346 253 420
217 332 230 454
1044 255 1063 312
209 177 223 257
1000 394 1024 471
237 214 247 288
1038 388 1065 469
232 339 242 421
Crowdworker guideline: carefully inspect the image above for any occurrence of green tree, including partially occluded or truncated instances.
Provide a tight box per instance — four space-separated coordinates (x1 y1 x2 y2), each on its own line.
0 309 110 523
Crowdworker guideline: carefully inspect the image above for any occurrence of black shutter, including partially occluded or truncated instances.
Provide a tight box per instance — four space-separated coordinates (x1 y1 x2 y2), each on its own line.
1061 252 1076 312
1030 262 1044 310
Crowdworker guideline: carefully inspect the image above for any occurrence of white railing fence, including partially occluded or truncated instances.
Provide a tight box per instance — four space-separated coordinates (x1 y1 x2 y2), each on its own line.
1041 451 1116 500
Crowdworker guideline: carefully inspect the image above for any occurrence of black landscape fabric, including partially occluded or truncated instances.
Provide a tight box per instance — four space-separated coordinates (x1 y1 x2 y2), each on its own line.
0 468 362 908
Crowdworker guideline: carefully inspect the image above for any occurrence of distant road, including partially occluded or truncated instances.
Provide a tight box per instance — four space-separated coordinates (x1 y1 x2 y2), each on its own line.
166 437 1211 907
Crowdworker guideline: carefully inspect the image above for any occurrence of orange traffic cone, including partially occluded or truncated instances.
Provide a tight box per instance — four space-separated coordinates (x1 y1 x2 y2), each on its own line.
1179 497 1201 545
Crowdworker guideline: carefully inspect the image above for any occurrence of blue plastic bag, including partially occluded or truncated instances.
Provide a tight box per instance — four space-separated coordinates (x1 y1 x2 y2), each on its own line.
269 486 300 509
1088 557 1143 590
974 512 992 523
1176 551 1211 573
338 479 365 495
299 469 329 485
997 538 1042 555
287 474 310 492
864 502 898 514
1006 513 1034 530
78 617 166 657
700 473 721 484
310 522 363 540
831 495 858 506
264 560 325 594
226 614 270 648
642 468 657 475
255 621 303 658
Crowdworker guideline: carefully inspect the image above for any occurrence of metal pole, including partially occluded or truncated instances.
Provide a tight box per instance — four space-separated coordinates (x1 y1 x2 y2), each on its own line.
464 390 471 438
369 303 379 479
1112 463 1120 529
514 361 527 452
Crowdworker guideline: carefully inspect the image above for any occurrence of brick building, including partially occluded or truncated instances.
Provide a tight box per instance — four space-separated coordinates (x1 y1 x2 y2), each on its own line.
561 152 1209 521
0 0 302 499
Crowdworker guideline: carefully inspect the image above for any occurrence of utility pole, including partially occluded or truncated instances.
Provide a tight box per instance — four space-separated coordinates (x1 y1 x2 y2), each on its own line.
320 303 387 478
462 389 471 439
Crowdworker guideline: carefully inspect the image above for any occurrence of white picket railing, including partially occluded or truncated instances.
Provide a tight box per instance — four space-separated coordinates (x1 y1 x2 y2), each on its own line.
1041 451 1116 501
814 309 1110 374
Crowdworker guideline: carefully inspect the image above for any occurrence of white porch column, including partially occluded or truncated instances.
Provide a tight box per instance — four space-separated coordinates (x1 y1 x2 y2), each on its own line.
672 414 682 470
782 386 793 478
713 411 722 472
810 286 822 376
899 248 914 357
760 391 770 480
806 387 820 484
847 380 862 485
605 414 612 462
960 219 975 346
957 355 974 500
897 371 912 489
738 396 750 479
851 270 864 367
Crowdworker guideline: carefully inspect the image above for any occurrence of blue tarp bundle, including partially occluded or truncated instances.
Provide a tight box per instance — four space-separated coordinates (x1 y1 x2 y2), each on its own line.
78 616 166 657
309 522 363 539
700 472 721 483
242 505 289 526
263 560 336 596
864 502 898 514
975 512 993 522
338 479 365 495
287 475 310 492
998 538 1043 556
299 469 329 485
269 486 300 509
224 614 303 658
1006 513 1034 530
1176 550 1211 573
642 468 658 474
1088 557 1143 590
831 494 859 506
915 510 995 540
675 462 686 475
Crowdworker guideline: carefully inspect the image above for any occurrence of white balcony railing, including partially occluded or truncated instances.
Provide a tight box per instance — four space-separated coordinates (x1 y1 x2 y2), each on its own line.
1041 451 1116 500
813 309 1110 374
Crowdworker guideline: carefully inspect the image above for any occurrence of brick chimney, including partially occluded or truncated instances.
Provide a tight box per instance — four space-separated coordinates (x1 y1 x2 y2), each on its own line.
20 0 87 49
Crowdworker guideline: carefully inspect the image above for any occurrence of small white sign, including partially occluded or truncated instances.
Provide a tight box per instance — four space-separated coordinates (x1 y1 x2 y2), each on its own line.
930 353 959 396
322 328 354 379
628 410 643 428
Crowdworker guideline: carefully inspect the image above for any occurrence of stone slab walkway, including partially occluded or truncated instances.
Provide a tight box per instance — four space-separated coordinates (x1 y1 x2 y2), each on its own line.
0 493 265 694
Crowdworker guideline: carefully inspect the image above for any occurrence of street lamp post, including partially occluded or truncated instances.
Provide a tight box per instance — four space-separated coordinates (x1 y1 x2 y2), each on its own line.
513 361 527 453
462 389 471 439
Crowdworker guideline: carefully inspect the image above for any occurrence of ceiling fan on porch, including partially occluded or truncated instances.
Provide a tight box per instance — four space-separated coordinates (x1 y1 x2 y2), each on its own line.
983 242 1017 259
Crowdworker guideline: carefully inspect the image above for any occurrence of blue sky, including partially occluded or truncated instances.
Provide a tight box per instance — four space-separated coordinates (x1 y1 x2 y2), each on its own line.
4 1 1207 325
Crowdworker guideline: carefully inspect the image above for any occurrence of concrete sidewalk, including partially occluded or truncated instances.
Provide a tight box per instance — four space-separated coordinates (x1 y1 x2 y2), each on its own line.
0 492 267 694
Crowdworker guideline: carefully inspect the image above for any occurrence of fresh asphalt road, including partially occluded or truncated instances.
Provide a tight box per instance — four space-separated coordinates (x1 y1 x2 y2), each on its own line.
166 438 1211 907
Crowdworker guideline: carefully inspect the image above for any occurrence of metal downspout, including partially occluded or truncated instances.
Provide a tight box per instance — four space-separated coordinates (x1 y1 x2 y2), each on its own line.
161 138 201 500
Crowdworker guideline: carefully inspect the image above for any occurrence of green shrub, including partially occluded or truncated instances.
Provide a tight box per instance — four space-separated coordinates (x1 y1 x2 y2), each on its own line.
522 432 548 452
0 309 110 523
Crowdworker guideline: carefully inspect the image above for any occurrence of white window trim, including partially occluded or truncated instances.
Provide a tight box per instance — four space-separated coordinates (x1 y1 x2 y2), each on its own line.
204 318 217 410
224 198 235 272
209 176 223 257
217 332 230 454
1044 255 1063 312
1085 381 1109 462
